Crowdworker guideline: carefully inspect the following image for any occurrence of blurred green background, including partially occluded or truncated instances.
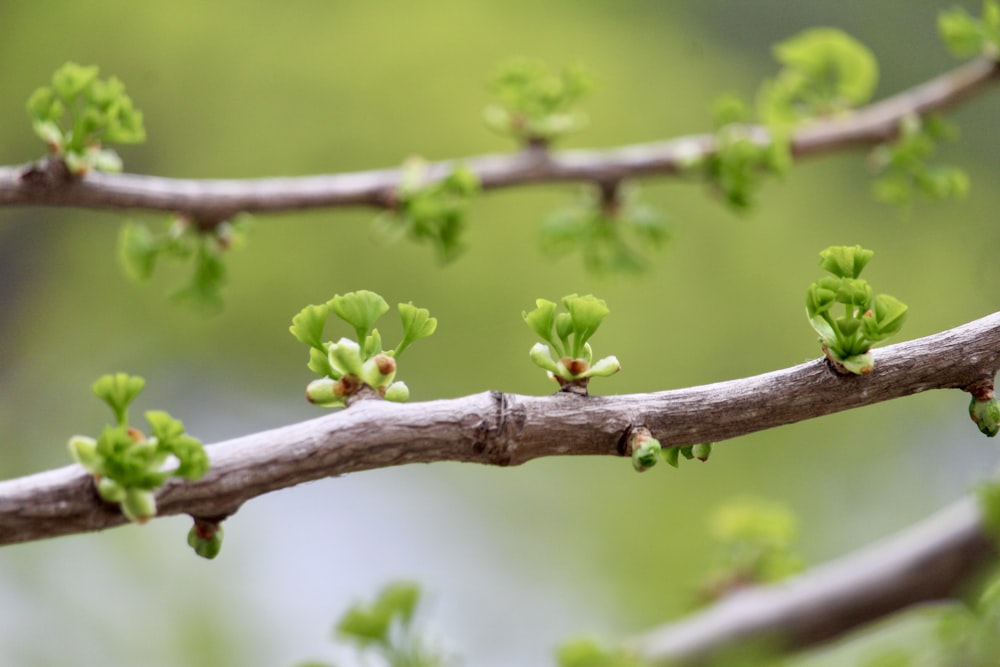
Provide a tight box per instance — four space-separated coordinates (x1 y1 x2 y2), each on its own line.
1 1 998 665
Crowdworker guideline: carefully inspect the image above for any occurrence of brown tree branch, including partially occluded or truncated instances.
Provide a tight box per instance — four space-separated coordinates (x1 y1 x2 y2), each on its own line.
629 493 996 664
0 58 997 223
2 310 999 547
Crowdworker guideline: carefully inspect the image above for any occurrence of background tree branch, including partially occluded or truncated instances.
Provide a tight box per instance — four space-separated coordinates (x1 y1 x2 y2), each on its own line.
3 310 999 547
0 58 996 223
629 491 996 664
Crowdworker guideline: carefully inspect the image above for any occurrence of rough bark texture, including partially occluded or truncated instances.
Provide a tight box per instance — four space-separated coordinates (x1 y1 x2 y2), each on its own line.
2 310 999 546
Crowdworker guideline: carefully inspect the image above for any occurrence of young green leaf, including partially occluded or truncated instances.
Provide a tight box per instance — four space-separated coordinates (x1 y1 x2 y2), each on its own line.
563 294 610 358
818 245 873 279
329 291 390 343
394 302 437 358
523 299 560 353
290 303 331 350
92 373 145 426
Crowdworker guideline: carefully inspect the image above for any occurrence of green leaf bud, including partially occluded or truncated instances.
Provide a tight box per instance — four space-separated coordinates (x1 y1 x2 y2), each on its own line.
693 442 713 462
88 147 123 173
362 353 397 389
92 373 145 426
383 381 410 403
819 245 873 279
328 337 365 378
121 488 157 523
187 521 224 560
68 435 99 469
578 355 621 379
661 446 680 468
970 395 1000 437
97 477 126 503
306 377 347 407
528 342 561 374
680 445 695 460
31 120 63 148
631 435 661 472
835 351 874 375
308 346 338 379
863 294 908 341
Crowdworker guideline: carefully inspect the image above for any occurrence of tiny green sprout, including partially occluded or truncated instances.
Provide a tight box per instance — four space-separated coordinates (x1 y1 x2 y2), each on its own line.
659 443 715 469
68 373 208 524
118 214 250 311
968 379 1000 437
291 291 436 408
187 518 224 560
27 62 145 175
484 58 593 146
540 185 669 274
523 294 620 394
629 430 661 473
939 0 1000 58
806 245 907 375
372 158 479 263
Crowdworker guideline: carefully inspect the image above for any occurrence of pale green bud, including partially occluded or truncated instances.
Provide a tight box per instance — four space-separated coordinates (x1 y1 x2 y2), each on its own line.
68 435 99 470
362 353 396 389
384 381 410 403
328 337 364 377
97 477 126 503
528 343 560 374
580 355 621 378
306 377 346 407
970 396 1000 437
122 488 157 523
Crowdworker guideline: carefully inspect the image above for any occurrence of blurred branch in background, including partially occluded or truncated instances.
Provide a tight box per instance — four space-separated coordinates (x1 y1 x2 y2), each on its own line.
629 494 995 664
0 58 996 223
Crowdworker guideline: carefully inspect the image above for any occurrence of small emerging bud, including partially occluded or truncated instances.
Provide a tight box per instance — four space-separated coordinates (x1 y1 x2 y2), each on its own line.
693 442 713 462
661 446 680 468
68 435 99 469
970 395 1000 437
188 520 224 560
306 377 345 407
528 343 561 374
122 488 157 523
328 337 364 377
97 477 126 503
580 355 621 379
384 381 410 403
629 427 662 472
